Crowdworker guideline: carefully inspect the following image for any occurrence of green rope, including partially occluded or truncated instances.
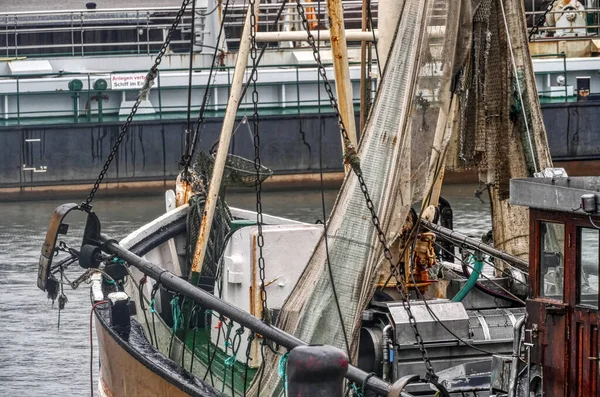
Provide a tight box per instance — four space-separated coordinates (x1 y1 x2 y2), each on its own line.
149 299 156 313
111 256 127 265
351 382 363 397
170 295 184 332
224 355 237 367
278 351 290 394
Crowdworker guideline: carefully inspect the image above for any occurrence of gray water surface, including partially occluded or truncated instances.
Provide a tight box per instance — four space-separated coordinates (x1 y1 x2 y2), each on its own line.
0 186 490 396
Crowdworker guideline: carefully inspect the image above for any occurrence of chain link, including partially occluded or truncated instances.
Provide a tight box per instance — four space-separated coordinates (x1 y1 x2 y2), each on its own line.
295 0 438 383
180 0 233 180
249 0 269 323
528 0 558 40
81 0 192 211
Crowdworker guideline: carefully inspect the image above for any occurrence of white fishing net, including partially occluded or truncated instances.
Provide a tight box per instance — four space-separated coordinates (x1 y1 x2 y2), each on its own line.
252 1 473 394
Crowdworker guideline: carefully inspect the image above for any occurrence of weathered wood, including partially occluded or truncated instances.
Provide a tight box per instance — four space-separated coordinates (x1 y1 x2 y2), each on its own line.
190 1 260 277
327 0 358 160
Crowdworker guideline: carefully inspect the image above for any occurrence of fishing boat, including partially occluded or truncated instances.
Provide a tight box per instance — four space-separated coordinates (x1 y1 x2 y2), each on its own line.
35 0 597 396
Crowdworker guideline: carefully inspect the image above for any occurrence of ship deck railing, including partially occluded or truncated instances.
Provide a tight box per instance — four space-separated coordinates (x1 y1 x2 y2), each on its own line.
0 62 372 127
526 7 600 41
0 1 378 59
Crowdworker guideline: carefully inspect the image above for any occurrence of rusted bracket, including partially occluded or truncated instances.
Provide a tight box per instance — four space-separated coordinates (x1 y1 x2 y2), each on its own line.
37 203 102 291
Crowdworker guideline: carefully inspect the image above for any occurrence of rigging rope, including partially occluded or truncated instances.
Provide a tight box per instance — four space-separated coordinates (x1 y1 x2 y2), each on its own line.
184 0 198 153
181 0 233 178
315 0 351 358
498 0 538 174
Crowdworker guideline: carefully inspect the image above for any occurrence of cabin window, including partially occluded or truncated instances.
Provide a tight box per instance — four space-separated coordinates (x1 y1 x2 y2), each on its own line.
539 221 565 301
577 227 599 309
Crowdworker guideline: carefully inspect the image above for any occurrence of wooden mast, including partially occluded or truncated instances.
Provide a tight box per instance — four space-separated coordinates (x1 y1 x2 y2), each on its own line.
327 0 358 167
189 1 259 277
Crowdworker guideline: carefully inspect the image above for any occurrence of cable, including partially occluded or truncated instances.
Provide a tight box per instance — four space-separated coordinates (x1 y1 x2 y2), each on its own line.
189 0 288 166
366 0 382 78
185 0 198 143
315 0 351 358
435 241 526 305
182 0 232 175
138 278 156 347
498 0 538 174
90 300 108 397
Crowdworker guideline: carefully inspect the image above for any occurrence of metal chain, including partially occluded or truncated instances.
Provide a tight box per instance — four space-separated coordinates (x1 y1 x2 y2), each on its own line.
528 0 557 40
81 0 192 212
249 0 269 323
295 1 439 383
181 0 233 179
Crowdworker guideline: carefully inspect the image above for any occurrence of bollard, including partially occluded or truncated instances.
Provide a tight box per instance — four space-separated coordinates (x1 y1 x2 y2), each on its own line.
108 292 131 338
287 345 348 397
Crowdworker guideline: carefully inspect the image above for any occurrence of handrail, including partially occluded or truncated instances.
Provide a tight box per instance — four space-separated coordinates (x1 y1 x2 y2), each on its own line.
0 6 182 17
526 6 600 41
531 52 569 102
0 1 372 17
0 63 367 126
0 1 378 58
100 235 393 396
0 61 362 79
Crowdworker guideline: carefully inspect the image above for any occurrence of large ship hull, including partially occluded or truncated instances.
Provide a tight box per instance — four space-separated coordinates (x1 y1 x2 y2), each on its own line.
0 102 595 200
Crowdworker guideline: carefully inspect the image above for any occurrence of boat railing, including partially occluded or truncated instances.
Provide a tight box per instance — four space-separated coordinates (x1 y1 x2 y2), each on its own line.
0 1 378 59
532 52 571 103
0 62 369 127
94 231 399 396
525 7 600 41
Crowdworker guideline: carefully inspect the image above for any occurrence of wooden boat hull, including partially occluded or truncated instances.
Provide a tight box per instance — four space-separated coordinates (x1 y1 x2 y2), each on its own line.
95 304 221 397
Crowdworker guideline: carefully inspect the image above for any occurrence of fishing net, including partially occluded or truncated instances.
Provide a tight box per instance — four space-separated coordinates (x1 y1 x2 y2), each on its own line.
195 150 273 188
252 1 473 394
186 150 271 278
448 0 552 259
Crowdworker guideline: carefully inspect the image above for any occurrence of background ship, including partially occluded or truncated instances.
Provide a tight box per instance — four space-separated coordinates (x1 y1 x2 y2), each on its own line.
1 0 600 200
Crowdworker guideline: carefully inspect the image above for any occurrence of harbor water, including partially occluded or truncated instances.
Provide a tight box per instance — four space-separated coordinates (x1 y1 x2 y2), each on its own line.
0 185 490 396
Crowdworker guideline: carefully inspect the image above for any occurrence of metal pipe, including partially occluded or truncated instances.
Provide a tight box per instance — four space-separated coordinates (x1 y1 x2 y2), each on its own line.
254 29 378 42
508 316 526 397
377 0 404 71
359 0 368 132
100 237 392 396
381 324 393 382
421 220 529 272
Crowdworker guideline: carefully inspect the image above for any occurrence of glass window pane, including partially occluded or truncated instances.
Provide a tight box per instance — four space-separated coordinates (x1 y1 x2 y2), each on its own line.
578 227 599 309
539 222 565 301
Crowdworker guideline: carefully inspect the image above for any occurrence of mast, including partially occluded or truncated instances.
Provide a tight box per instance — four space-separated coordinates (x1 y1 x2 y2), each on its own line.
359 0 368 131
189 1 260 278
327 0 358 159
377 0 404 71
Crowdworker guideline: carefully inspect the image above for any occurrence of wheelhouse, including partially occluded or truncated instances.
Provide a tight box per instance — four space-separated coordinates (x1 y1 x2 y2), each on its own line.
511 177 600 397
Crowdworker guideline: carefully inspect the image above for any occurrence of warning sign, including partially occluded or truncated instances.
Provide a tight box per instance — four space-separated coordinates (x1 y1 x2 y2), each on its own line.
110 73 148 90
